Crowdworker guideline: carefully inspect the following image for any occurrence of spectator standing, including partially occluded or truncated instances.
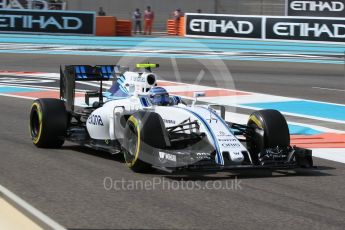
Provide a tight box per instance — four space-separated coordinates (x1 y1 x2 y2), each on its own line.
55 0 63 10
197 9 202 13
144 6 154 35
49 0 63 10
98 7 106 16
173 8 182 35
133 8 142 34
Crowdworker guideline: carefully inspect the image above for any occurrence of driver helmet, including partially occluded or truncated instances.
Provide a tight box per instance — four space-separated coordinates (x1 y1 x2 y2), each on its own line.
148 87 170 106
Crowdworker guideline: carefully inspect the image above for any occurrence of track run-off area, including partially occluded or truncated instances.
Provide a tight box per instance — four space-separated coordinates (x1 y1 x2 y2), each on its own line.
0 34 344 230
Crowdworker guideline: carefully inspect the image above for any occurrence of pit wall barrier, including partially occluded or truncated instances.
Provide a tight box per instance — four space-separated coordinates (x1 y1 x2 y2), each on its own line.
96 16 117 36
166 17 185 36
116 20 132 36
96 16 131 36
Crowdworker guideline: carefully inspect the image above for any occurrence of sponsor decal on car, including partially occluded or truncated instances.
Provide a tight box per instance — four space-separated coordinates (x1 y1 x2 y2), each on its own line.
194 152 212 160
88 114 104 126
218 138 238 142
163 119 176 125
133 76 146 83
217 131 232 137
222 142 241 148
159 152 176 162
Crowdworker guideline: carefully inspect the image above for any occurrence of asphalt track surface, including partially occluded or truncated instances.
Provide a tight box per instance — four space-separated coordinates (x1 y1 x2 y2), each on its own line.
0 53 345 230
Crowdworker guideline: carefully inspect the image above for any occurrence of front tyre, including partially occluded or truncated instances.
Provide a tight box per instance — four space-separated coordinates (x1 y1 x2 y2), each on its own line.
246 109 290 163
29 98 68 148
123 111 169 173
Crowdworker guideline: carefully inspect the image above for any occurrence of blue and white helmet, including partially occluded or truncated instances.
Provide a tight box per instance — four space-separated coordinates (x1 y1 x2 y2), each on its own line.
148 87 170 106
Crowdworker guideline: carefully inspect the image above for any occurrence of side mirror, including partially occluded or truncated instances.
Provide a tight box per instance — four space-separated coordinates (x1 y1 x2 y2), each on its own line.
192 91 206 106
208 104 226 119
193 91 206 98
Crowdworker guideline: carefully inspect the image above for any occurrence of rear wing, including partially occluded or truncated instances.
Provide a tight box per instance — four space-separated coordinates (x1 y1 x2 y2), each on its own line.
66 65 119 81
60 65 120 112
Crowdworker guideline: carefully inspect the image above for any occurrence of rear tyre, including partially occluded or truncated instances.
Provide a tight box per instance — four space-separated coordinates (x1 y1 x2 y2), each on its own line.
246 109 290 163
123 111 169 173
29 98 68 148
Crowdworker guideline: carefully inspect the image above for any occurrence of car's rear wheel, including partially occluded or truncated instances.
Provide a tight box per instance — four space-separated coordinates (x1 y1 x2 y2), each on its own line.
246 109 290 163
29 98 68 148
123 111 169 173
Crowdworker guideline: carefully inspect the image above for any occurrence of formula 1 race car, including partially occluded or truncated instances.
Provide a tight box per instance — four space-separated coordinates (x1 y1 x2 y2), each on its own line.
29 64 313 173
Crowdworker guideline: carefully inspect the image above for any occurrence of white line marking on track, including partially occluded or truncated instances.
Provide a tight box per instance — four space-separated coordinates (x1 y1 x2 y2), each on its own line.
225 111 344 134
0 93 36 100
0 184 66 230
312 149 345 164
0 83 87 92
240 105 345 125
312 87 345 92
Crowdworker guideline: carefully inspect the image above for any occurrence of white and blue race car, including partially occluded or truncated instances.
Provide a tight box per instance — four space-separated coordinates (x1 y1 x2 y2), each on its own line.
29 64 313 173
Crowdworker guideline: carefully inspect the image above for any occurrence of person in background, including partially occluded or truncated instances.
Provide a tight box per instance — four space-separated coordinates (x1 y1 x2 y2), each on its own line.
98 7 106 16
56 0 63 10
49 0 63 10
133 8 142 34
197 9 202 13
173 8 182 35
144 6 154 35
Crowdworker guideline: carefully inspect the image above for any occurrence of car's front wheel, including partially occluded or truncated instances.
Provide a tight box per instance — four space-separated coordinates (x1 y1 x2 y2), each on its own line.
123 111 169 173
246 109 290 163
